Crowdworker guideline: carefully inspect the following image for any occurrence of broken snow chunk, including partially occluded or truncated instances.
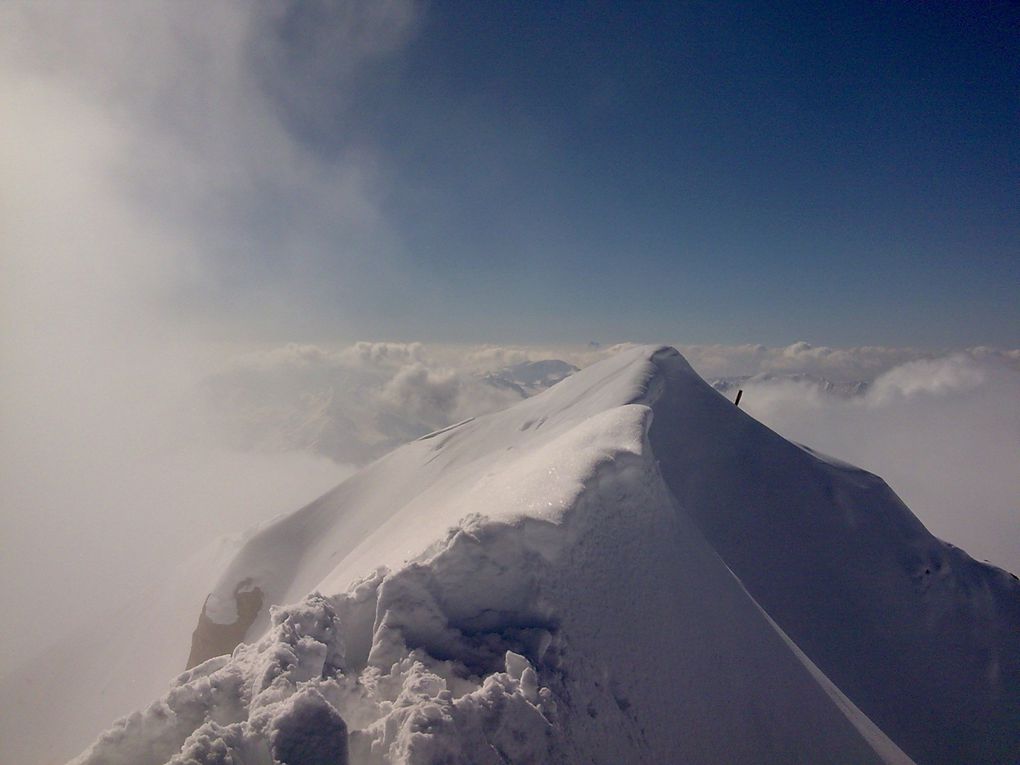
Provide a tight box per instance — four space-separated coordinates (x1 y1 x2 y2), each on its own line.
395 661 449 705
520 666 539 703
269 687 348 765
168 721 247 765
504 650 531 681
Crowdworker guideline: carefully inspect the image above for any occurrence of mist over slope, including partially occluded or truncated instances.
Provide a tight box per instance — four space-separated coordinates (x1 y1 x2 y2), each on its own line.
65 347 1018 765
201 343 577 465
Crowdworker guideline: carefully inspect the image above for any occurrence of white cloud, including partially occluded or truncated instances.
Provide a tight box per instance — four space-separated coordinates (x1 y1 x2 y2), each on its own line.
202 342 542 464
868 354 988 401
676 340 1020 381
376 364 465 423
676 342 931 380
340 340 427 369
465 345 538 370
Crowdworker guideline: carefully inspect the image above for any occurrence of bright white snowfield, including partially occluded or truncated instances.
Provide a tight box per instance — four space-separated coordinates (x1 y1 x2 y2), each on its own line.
11 347 1020 764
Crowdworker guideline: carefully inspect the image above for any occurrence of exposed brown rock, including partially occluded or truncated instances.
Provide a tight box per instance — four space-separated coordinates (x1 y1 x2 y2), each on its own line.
186 579 264 669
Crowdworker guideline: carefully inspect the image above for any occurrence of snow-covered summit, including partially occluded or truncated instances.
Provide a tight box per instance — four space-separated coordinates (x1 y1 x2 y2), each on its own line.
69 346 1019 764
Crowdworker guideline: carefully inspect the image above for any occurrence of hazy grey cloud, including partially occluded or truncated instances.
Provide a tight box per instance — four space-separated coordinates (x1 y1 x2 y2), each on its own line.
0 1 419 674
1 1 421 335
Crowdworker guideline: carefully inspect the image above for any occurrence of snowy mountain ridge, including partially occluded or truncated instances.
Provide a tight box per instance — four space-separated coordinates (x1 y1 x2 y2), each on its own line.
60 347 1020 764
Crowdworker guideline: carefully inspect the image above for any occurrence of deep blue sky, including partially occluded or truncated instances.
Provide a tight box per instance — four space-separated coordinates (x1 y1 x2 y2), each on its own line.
261 1 1018 347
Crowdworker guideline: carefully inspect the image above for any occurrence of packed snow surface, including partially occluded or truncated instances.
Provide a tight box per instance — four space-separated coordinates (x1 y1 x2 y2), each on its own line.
44 348 1020 763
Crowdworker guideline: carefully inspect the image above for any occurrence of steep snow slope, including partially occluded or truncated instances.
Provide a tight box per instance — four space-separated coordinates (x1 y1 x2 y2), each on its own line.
647 349 1020 764
69 347 1017 764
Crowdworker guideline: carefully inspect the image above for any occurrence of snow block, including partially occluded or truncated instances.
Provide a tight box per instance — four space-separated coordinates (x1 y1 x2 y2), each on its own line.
270 687 348 765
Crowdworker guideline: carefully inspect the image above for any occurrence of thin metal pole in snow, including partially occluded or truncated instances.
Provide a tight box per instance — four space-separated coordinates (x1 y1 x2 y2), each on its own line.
734 389 743 407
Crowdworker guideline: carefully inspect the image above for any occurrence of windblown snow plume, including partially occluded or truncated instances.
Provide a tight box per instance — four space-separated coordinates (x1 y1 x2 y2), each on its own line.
58 347 1018 765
